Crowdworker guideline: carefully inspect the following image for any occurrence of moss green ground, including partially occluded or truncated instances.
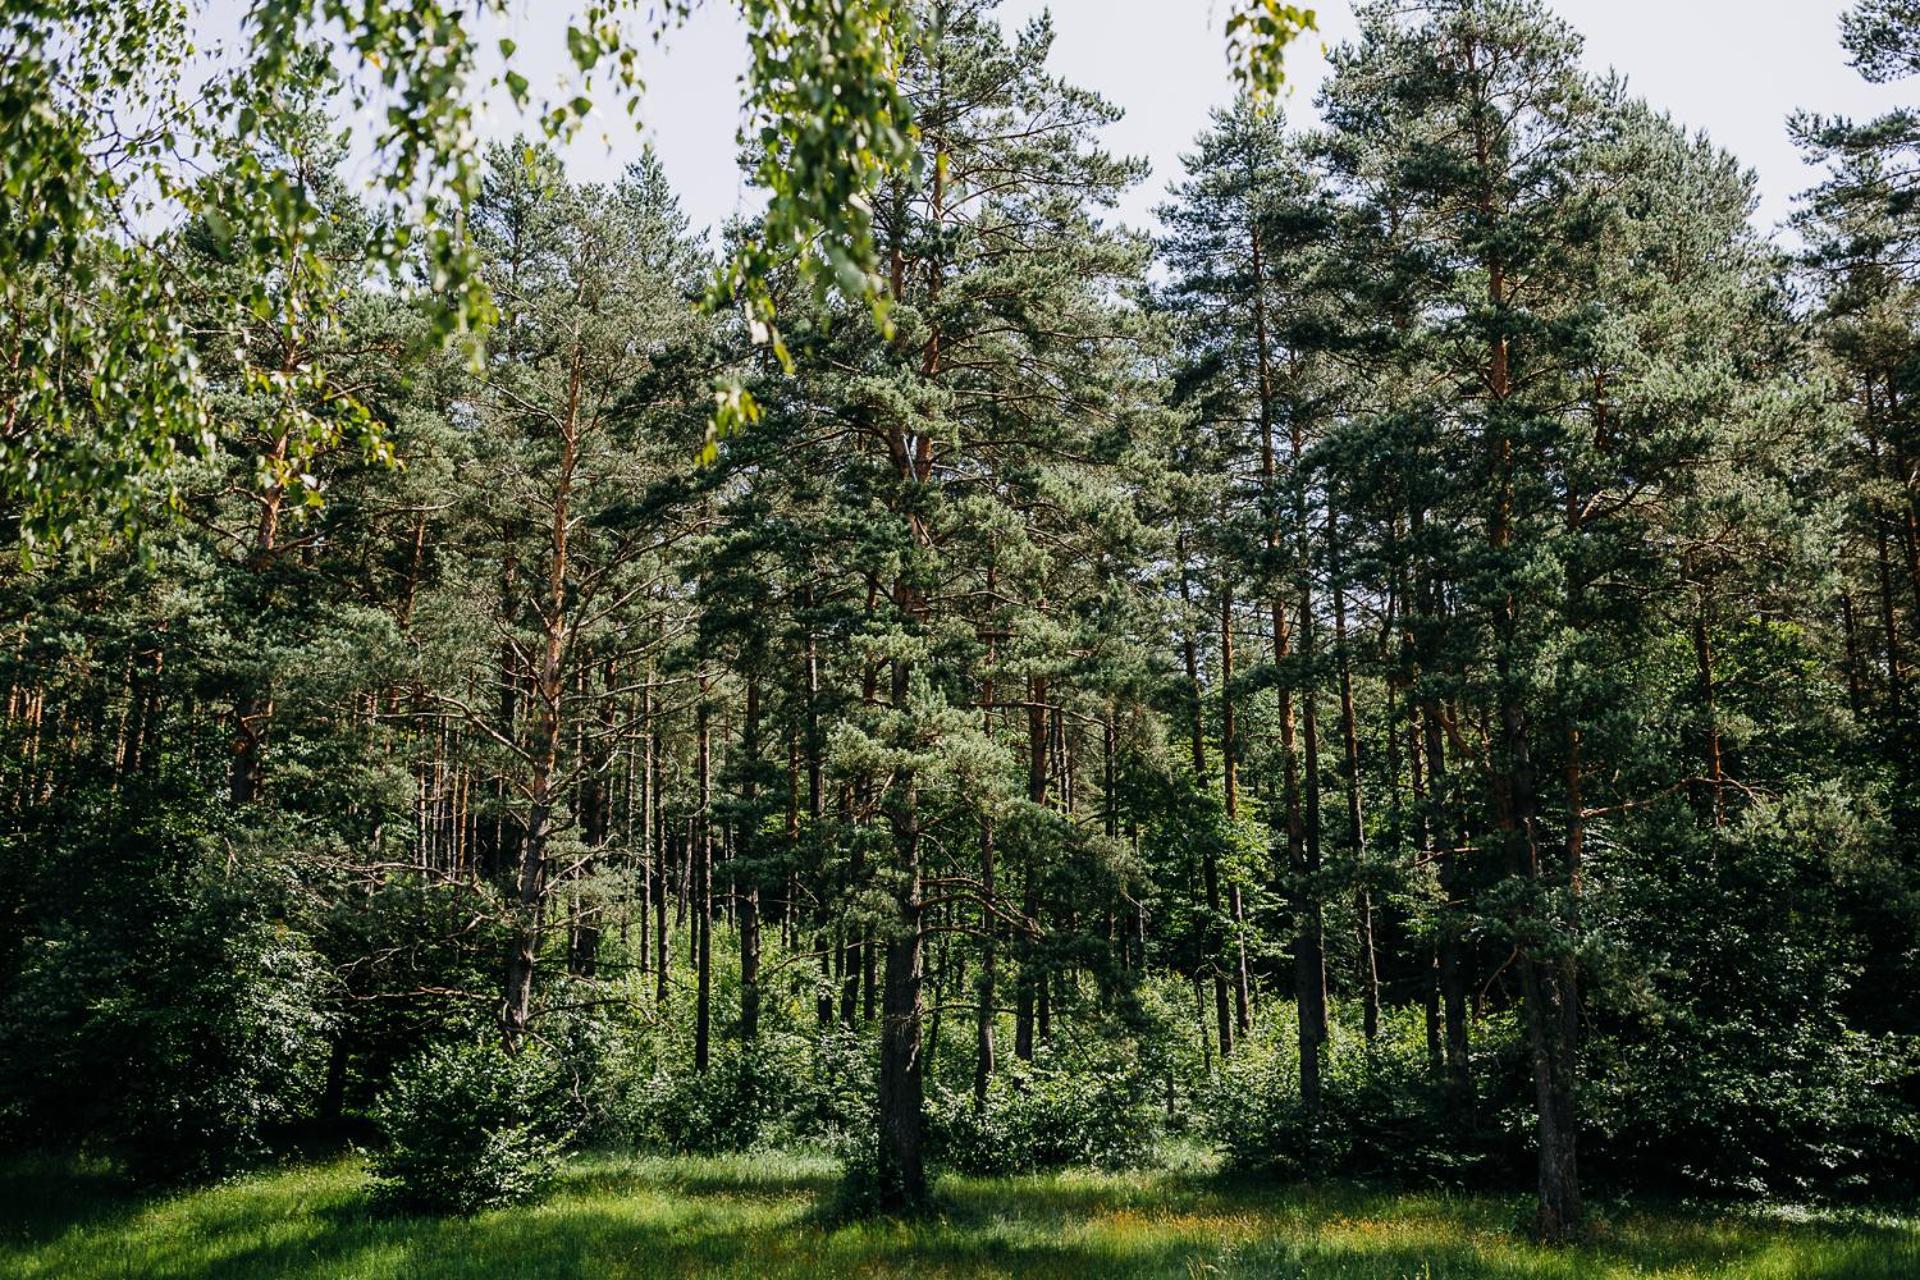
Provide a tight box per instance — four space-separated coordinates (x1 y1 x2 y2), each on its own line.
2 1150 1914 1279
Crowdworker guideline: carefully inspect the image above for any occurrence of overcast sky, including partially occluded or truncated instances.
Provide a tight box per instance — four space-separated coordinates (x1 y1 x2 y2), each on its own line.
428 1 1910 240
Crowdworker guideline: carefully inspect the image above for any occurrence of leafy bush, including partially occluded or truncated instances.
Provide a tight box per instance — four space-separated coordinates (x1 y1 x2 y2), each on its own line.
929 1045 1158 1175
1586 789 1920 1198
627 1029 882 1156
542 1005 653 1147
780 1028 877 1152
368 1042 568 1214
633 1042 799 1154
1206 1007 1500 1185
0 835 335 1182
117 897 337 1180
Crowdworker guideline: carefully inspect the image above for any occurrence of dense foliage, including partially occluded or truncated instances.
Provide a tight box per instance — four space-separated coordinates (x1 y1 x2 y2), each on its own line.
368 1043 568 1214
0 0 1310 546
1 0 1917 1243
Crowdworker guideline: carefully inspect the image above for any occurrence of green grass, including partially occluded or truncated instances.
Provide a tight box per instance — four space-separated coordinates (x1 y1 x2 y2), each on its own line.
1 1149 1914 1279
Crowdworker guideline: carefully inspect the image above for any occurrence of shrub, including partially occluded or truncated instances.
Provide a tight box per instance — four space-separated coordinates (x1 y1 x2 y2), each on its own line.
368 1042 568 1214
781 1027 876 1152
929 1045 1158 1175
544 1005 652 1147
633 1041 799 1154
1584 789 1920 1198
0 842 335 1183
625 1029 881 1157
1206 1006 1500 1185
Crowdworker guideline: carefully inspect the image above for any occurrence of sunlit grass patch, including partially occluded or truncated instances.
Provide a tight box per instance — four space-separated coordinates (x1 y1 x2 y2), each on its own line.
0 1150 1913 1279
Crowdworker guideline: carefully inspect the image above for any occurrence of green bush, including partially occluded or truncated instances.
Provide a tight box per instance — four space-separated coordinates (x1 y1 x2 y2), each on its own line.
542 1005 653 1147
633 1041 799 1154
929 1045 1158 1175
368 1043 567 1214
1206 1007 1500 1185
780 1028 877 1152
627 1029 882 1155
0 835 336 1183
1585 790 1920 1198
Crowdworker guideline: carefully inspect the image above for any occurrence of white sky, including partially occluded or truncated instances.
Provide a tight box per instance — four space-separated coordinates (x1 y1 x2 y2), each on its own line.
340 1 1913 240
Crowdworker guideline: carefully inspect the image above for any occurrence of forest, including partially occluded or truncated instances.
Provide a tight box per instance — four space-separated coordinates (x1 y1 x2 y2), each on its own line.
2 0 1919 1275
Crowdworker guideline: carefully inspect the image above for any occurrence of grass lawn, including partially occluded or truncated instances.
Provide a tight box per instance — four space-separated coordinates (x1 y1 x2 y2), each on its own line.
1 1149 1914 1279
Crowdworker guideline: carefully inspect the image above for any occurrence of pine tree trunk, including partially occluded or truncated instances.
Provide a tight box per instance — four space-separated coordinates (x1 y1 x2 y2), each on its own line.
1411 494 1474 1105
1487 249 1580 1238
875 811 926 1208
502 393 578 1052
1331 525 1379 1042
1296 580 1328 1115
1842 590 1867 716
874 543 929 1209
1015 673 1048 1062
694 684 713 1072
1693 601 1725 828
229 441 287 807
975 669 998 1104
1220 589 1251 1038
739 679 762 1043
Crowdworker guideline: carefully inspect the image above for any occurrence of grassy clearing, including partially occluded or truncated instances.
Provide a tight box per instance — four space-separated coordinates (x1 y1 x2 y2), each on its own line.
1 1149 1913 1279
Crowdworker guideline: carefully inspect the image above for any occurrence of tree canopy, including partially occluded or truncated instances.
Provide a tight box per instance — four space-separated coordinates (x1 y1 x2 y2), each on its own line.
0 0 1915 1251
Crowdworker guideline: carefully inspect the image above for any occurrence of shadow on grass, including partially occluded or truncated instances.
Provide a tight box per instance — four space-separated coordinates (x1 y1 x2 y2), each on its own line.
4 1150 1917 1279
0 1151 143 1248
914 1166 1920 1280
148 1211 770 1280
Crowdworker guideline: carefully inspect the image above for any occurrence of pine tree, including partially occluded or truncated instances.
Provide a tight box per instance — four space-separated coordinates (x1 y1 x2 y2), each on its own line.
742 0 1156 1207
423 143 712 1051
1159 97 1343 1110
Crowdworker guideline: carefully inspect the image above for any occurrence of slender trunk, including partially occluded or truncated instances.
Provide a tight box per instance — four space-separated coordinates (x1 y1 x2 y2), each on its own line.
1842 590 1866 717
229 435 288 806
694 681 713 1072
321 1036 349 1125
1867 385 1905 714
1293 487 1327 1116
1177 537 1208 780
655 822 671 1004
1180 552 1230 1060
864 926 878 1023
1692 600 1725 828
1220 589 1251 1037
1015 673 1048 1061
568 663 614 977
503 367 581 1050
1877 508 1905 714
841 817 864 1028
1202 805 1234 1060
1884 375 1920 623
876 777 926 1208
976 656 998 1104
1331 515 1378 1042
639 675 655 973
1483 213 1580 1235
1428 709 1472 1099
739 679 763 1043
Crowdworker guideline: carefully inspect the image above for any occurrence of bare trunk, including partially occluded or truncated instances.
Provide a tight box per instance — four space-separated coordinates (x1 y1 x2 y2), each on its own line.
876 790 926 1209
1015 674 1048 1061
1293 490 1327 1116
1331 517 1378 1042
502 373 579 1050
1693 602 1725 828
694 681 713 1072
229 438 287 806
1220 589 1251 1037
976 657 999 1104
739 678 763 1042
